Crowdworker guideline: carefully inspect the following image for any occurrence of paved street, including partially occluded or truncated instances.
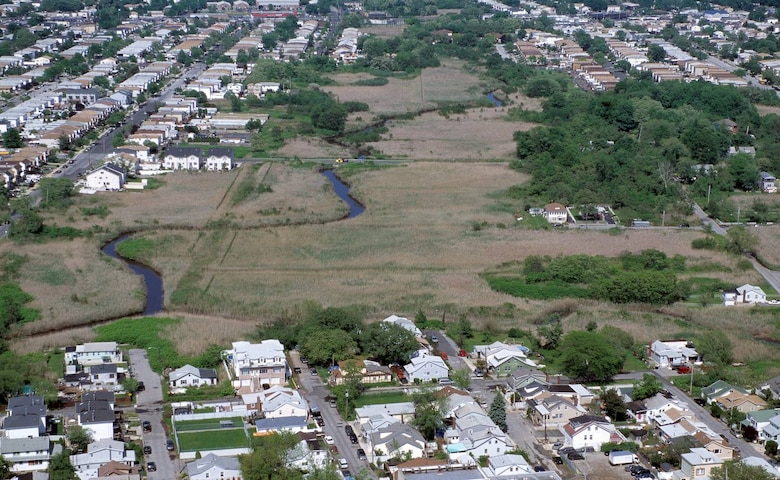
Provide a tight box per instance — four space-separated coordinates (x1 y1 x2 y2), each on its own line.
291 351 373 478
128 348 180 480
652 371 760 458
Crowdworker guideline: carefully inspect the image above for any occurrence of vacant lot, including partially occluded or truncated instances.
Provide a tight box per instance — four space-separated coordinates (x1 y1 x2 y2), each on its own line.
754 224 780 265
176 428 248 452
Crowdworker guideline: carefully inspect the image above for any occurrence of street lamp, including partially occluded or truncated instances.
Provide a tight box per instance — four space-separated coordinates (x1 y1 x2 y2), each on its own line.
345 391 349 418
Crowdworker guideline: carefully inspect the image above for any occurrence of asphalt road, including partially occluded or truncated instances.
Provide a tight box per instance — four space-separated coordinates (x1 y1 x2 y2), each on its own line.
291 351 373 478
129 348 180 480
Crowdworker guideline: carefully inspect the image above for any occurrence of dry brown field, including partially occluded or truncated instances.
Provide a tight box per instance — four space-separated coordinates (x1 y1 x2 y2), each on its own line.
360 24 406 39
754 224 780 265
756 104 780 116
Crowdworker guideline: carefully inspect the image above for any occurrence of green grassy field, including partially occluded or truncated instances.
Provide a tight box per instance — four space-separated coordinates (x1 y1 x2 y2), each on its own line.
352 391 410 408
177 428 249 451
174 416 244 432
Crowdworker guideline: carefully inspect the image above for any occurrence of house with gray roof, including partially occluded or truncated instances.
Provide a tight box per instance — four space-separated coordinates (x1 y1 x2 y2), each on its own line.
260 386 308 419
3 415 44 439
368 422 426 464
0 436 61 473
169 364 218 394
163 146 202 170
254 416 308 435
205 147 235 171
484 454 535 476
186 453 242 480
70 439 136 479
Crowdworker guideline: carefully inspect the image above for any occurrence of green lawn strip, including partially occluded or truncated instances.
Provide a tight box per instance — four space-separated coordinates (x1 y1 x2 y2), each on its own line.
174 417 244 432
177 428 249 451
351 391 410 408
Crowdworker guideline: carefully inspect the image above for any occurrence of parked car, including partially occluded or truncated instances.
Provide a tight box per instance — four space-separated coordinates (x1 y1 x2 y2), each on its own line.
357 448 367 460
143 446 152 455
310 367 317 375
558 447 576 455
324 436 335 445
676 365 691 374
458 349 467 357
142 421 151 432
146 462 156 472
345 425 355 435
430 335 438 343
166 439 175 451
339 458 349 470
567 453 584 460
294 367 302 374
349 434 358 444
136 382 145 392
440 352 449 360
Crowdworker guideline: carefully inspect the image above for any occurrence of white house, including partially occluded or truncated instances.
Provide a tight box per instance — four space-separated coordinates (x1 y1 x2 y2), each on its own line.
261 386 309 419
2 415 43 439
169 365 218 394
382 314 422 337
163 146 202 170
356 403 416 426
483 454 535 476
227 340 287 392
204 147 234 171
77 409 114 442
543 202 568 224
0 436 61 473
84 162 125 191
473 341 536 377
560 415 625 450
368 422 426 464
680 448 723 479
85 364 120 392
737 284 767 304
445 404 510 465
71 439 136 480
65 342 122 369
404 354 448 383
186 453 242 480
649 340 699 368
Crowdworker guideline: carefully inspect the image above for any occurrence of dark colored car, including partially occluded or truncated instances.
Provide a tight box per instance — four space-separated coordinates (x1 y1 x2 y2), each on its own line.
294 367 302 374
310 367 317 375
567 453 584 460
142 421 151 432
357 448 367 460
349 434 358 444
147 462 157 472
558 447 576 455
345 425 355 435
166 439 175 451
143 445 152 455
136 382 145 392
533 466 546 472
552 456 563 465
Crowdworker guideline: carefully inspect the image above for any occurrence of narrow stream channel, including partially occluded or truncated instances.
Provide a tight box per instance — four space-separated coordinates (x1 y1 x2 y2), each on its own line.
102 168 364 316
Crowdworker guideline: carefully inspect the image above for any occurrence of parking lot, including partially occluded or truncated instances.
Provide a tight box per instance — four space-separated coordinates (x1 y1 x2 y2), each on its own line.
567 452 645 480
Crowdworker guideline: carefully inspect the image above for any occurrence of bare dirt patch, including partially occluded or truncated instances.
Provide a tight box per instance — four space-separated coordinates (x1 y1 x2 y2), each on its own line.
367 108 534 160
756 104 780 116
276 137 353 159
360 24 406 39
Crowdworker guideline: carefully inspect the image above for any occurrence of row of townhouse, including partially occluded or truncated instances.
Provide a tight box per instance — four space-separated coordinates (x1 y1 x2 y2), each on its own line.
162 146 235 171
0 395 61 474
33 93 125 149
331 28 361 64
225 36 263 61
116 61 171 98
187 62 245 100
0 146 50 189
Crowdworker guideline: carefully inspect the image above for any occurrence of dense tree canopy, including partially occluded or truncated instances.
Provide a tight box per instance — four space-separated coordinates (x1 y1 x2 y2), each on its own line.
358 322 418 365
559 331 625 382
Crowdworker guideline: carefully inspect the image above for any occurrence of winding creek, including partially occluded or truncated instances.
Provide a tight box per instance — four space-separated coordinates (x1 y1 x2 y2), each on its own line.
102 169 363 315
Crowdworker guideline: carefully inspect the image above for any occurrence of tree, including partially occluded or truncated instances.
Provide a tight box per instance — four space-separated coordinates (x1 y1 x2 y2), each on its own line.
728 153 759 191
9 209 43 238
537 321 563 349
489 391 508 432
695 330 733 366
711 462 776 480
2 128 23 149
600 388 627 421
410 387 446 441
727 226 759 255
38 177 75 209
240 431 303 480
450 368 471 391
633 373 663 400
66 425 92 453
301 329 357 366
559 331 625 382
648 44 667 62
92 76 111 90
122 377 139 394
0 455 12 480
358 322 418 365
765 439 778 456
48 450 78 480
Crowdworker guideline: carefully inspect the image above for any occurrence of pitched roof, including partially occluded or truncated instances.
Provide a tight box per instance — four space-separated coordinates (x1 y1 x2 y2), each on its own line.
165 146 202 158
169 364 218 382
185 453 241 477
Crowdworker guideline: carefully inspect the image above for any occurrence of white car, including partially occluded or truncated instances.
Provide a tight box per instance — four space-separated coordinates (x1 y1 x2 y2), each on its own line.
324 436 335 445
339 458 349 470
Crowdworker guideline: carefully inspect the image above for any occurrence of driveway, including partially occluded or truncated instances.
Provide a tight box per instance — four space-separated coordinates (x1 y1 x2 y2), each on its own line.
128 348 180 479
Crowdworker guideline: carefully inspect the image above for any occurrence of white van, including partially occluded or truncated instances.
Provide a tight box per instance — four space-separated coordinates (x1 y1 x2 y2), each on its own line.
438 378 454 386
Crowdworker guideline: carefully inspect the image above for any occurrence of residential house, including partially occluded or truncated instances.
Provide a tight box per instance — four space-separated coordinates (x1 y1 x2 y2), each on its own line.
473 341 536 377
85 364 120 392
70 439 136 480
742 409 780 443
529 394 586 427
543 202 568 224
204 147 234 171
382 314 422 337
404 354 448 383
162 146 202 170
741 457 780 477
261 386 309 419
756 414 780 444
446 405 510 465
759 376 780 400
186 453 242 480
0 436 61 473
65 342 122 371
692 431 734 460
254 416 308 435
329 359 393 386
560 415 625 450
226 340 287 392
679 448 723 479
760 171 777 193
168 365 218 394
649 340 700 368
483 454 535 476
96 460 140 478
76 397 115 442
715 391 767 415
3 415 43 440
641 393 692 426
701 380 748 405
84 162 125 191
506 367 549 407
5 396 46 436
547 384 596 407
285 438 329 472
724 284 767 305
355 403 415 426
368 423 426 464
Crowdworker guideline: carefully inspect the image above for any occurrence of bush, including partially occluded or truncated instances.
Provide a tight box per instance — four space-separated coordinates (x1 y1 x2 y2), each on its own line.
692 237 718 250
353 77 388 86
